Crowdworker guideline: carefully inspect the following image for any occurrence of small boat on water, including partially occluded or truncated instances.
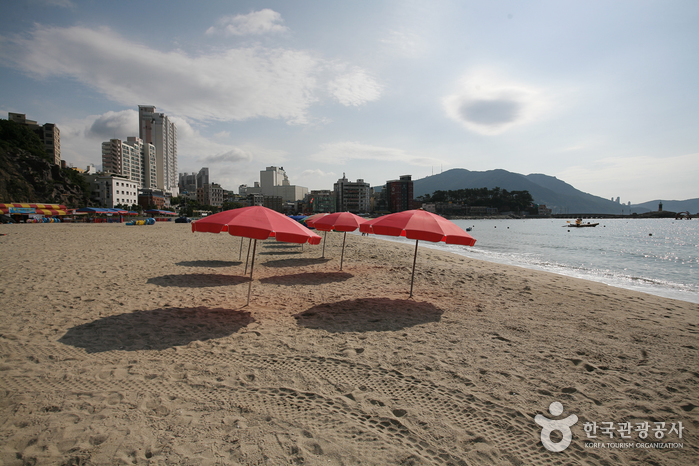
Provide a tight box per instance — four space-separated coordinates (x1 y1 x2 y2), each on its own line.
564 218 599 228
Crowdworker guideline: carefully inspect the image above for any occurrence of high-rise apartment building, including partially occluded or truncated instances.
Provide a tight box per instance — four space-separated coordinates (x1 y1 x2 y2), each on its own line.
129 137 157 189
138 105 178 196
101 137 156 188
334 174 371 213
196 167 210 188
8 113 61 165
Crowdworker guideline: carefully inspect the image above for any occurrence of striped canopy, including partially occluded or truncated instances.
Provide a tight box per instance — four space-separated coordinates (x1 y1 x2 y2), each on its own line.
0 203 67 216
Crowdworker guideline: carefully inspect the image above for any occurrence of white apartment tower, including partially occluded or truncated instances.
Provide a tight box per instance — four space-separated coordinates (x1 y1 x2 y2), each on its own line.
128 137 157 189
101 137 156 188
138 105 178 196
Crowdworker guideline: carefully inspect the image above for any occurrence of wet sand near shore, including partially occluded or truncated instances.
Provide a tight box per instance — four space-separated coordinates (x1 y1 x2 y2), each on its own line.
0 222 697 465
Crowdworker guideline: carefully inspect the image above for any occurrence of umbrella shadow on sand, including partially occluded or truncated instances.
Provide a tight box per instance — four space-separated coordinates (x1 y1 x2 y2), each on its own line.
176 260 242 268
147 273 249 288
293 298 443 333
259 271 352 286
261 257 332 268
59 307 254 353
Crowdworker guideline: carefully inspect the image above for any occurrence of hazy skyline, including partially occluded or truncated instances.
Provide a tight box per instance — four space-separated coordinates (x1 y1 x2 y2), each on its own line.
1 0 697 203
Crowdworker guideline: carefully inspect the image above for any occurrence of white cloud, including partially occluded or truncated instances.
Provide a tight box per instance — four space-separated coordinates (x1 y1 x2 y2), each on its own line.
555 153 699 202
300 168 336 178
30 0 75 7
328 69 383 107
0 25 382 126
380 29 428 58
201 148 252 164
85 110 138 139
310 141 439 166
206 9 288 36
443 69 551 135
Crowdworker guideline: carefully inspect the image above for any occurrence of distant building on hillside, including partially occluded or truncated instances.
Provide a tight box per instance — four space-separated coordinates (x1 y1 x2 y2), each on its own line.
8 112 61 165
334 174 371 213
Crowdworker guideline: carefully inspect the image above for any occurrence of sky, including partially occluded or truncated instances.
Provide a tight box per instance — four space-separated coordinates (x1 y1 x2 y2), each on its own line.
1 0 697 204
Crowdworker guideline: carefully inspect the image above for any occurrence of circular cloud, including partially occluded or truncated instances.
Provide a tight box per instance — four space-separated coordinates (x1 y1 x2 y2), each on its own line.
443 70 549 135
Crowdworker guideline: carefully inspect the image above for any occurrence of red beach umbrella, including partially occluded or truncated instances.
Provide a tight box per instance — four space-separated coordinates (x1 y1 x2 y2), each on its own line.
303 212 329 229
192 206 322 305
359 209 476 297
311 212 367 270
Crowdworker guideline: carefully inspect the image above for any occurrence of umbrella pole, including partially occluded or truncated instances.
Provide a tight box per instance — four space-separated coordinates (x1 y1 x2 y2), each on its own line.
247 239 257 306
409 239 419 298
322 230 327 258
239 236 244 260
244 238 252 275
340 231 347 270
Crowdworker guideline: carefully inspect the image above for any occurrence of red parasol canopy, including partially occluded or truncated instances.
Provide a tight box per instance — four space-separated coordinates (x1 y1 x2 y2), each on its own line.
192 206 322 304
193 206 322 244
359 209 476 297
310 212 367 270
303 212 329 229
360 209 476 245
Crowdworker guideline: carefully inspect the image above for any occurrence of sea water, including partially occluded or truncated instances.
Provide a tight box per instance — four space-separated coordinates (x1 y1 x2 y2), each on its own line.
365 218 699 304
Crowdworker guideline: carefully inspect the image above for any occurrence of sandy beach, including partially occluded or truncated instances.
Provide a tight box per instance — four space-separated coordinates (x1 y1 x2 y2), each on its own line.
0 221 696 465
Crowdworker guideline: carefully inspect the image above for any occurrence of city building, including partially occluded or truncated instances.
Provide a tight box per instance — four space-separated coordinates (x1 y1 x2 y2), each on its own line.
179 172 197 194
101 137 156 188
139 105 178 196
385 175 414 212
307 190 336 213
8 113 61 165
179 167 211 198
241 166 308 202
84 173 139 208
139 188 166 210
197 182 224 207
334 174 371 213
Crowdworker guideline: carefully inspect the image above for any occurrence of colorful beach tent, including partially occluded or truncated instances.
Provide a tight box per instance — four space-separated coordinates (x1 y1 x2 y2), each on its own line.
76 207 109 214
0 203 68 216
